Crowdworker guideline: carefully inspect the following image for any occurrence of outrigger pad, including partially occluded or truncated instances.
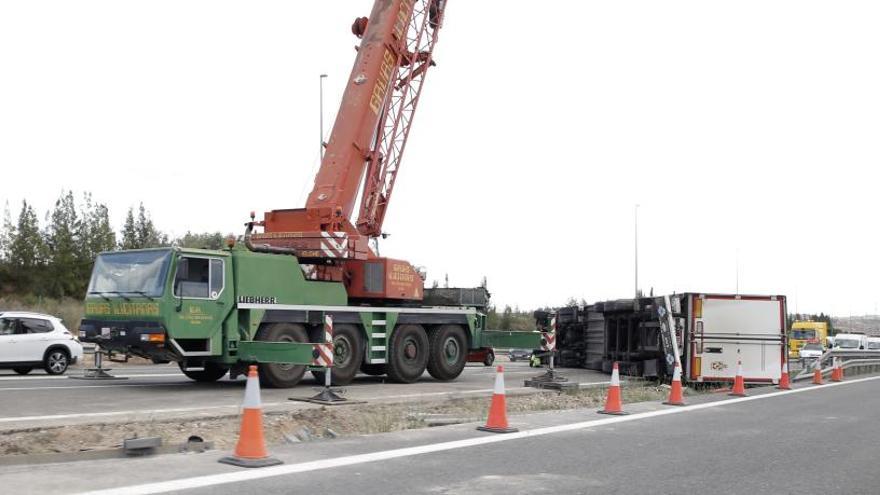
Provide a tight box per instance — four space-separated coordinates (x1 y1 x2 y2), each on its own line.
69 368 128 380
289 387 365 406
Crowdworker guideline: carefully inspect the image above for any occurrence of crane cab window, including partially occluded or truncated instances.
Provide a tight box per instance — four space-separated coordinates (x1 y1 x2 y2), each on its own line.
174 257 224 299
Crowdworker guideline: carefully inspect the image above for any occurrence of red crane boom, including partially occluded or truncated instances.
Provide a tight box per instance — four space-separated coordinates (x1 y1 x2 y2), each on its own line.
250 0 447 301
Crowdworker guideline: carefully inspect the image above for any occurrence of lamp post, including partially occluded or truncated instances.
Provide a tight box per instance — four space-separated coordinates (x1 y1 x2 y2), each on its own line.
634 204 639 299
319 74 328 160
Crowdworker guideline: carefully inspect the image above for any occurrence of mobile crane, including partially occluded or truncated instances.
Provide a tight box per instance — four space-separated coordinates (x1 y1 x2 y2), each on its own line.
80 0 538 388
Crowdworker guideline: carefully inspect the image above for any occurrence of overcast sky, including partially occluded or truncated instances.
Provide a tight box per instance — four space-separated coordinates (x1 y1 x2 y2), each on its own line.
1 1 879 316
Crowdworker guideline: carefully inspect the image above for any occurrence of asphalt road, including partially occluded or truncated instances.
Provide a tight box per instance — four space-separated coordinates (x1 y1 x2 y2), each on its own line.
184 376 880 495
24 374 874 495
0 360 611 430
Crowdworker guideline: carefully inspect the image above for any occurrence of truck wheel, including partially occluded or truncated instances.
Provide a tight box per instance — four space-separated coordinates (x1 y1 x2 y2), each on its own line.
256 323 309 388
12 367 32 375
179 362 229 382
483 350 495 367
426 325 468 381
386 324 429 383
360 363 386 376
310 324 364 386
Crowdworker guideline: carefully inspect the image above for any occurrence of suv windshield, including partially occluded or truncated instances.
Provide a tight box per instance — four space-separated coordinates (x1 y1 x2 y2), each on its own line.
802 343 822 351
835 339 860 349
88 250 172 298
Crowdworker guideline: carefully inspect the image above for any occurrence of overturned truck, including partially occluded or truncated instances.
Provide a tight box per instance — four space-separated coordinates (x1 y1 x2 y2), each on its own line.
537 293 787 384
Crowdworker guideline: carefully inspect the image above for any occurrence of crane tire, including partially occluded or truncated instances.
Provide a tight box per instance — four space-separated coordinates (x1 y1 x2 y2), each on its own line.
386 324 429 384
255 322 309 388
426 324 468 381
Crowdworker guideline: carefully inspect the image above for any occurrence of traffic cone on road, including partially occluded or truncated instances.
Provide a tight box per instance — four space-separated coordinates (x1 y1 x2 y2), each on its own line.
778 358 791 390
729 360 747 397
663 363 686 406
598 362 628 415
477 366 518 433
831 358 843 382
219 365 283 468
812 360 824 385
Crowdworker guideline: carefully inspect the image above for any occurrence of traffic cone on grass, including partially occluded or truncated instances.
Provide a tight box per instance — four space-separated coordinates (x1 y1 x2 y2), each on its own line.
812 360 824 385
831 358 843 382
778 358 791 390
477 366 518 433
663 363 686 406
219 365 283 468
598 362 628 415
729 360 747 397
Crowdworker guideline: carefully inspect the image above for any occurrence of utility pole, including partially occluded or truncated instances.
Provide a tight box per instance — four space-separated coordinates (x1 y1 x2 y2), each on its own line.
634 204 639 299
735 248 739 295
319 74 328 160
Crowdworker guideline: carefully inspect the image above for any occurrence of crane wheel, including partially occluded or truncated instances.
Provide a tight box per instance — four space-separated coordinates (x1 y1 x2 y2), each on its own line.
360 363 386 376
255 322 309 388
426 324 468 381
310 324 364 386
179 362 229 382
386 324 429 383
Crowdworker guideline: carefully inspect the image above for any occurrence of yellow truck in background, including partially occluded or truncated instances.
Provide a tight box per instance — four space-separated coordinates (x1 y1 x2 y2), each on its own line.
789 320 829 358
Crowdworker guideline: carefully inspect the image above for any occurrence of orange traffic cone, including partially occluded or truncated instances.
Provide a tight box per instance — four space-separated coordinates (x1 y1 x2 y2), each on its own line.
664 363 686 406
812 360 824 385
831 358 843 382
219 365 283 468
778 358 791 390
599 362 628 415
729 360 747 397
477 365 518 433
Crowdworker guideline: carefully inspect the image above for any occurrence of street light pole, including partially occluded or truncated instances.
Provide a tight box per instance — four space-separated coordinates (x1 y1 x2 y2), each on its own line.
319 74 328 160
635 204 639 299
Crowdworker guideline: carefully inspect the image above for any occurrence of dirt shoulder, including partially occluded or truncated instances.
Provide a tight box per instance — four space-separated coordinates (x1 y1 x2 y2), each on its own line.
0 382 680 457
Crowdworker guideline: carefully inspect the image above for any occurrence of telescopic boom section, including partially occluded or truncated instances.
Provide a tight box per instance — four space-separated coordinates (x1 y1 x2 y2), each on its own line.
254 0 445 250
249 0 446 301
355 0 445 238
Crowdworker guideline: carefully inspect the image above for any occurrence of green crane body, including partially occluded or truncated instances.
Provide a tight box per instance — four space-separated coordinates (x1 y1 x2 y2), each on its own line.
80 245 539 387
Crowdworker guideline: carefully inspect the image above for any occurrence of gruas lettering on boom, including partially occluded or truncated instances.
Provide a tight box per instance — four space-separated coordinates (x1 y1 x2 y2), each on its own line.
369 49 396 115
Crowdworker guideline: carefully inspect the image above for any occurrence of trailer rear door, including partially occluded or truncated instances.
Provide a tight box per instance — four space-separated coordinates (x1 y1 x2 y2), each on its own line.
690 295 785 384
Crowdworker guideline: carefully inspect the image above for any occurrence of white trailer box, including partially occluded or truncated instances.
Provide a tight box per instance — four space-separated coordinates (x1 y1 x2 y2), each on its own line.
687 294 786 384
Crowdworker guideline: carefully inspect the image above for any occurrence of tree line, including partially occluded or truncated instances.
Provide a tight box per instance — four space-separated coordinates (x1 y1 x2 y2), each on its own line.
0 191 229 300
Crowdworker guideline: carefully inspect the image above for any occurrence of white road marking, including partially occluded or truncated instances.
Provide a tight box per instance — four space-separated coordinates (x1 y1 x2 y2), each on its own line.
77 374 880 495
0 380 612 424
0 383 193 392
0 403 252 424
0 372 183 382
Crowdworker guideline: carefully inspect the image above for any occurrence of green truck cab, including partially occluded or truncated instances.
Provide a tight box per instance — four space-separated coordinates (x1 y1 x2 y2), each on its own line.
80 245 528 388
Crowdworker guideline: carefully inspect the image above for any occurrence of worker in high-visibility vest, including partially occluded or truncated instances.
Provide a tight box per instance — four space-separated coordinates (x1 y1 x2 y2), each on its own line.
529 353 542 368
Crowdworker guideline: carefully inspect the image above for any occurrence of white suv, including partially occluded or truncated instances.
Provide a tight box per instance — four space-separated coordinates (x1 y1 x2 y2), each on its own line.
0 312 84 375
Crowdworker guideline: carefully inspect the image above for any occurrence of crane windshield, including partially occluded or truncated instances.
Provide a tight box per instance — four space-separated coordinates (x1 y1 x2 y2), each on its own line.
88 250 172 298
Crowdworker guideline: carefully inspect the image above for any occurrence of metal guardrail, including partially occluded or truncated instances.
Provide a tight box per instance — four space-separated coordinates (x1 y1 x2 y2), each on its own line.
793 349 880 381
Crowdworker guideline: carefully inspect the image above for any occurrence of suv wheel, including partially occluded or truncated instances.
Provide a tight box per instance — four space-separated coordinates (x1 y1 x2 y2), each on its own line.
44 349 70 375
